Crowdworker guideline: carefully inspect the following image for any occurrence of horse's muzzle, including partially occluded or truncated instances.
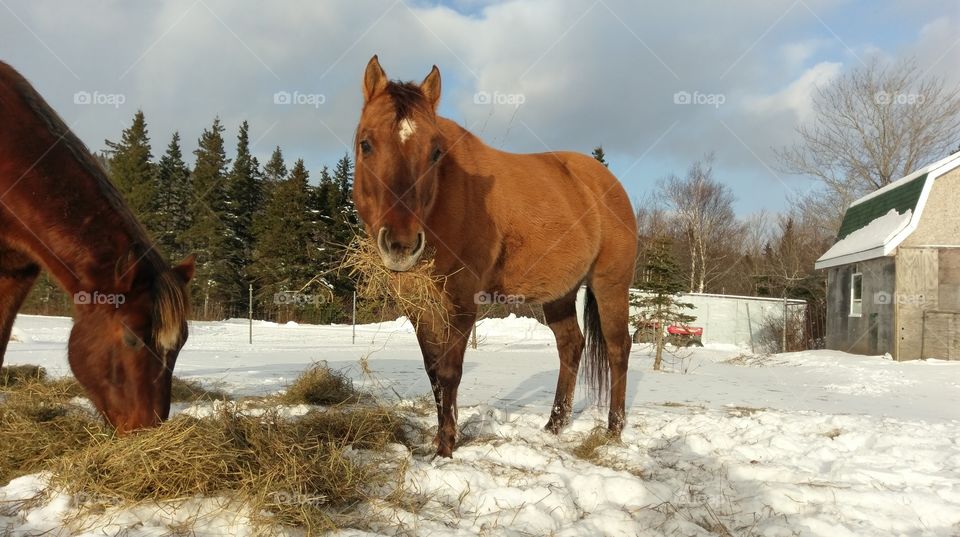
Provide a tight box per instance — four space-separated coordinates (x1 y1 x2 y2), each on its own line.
377 227 426 272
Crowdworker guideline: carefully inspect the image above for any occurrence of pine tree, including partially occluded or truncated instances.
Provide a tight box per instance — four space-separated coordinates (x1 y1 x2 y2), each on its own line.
632 237 696 370
105 110 156 230
153 132 192 259
263 146 288 183
226 121 263 302
330 153 358 243
591 146 608 168
251 158 319 321
185 117 232 318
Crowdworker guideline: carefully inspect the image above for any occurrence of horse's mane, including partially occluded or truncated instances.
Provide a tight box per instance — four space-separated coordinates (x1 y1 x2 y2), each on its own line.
4 64 189 351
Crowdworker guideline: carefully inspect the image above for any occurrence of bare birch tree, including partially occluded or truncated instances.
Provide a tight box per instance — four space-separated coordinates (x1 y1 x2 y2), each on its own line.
777 57 960 234
660 154 742 293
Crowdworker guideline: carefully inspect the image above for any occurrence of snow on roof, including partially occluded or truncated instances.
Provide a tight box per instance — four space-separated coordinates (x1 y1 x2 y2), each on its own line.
816 151 960 270
816 208 913 269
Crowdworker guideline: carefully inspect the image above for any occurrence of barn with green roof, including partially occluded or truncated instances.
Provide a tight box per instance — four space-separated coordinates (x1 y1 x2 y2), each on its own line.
816 151 960 360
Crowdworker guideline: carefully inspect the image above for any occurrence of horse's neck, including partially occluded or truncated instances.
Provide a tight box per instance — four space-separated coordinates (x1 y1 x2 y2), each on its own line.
8 164 141 295
0 65 150 296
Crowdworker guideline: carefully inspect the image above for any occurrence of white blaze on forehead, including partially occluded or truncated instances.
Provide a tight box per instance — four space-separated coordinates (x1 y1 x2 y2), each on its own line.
398 118 416 143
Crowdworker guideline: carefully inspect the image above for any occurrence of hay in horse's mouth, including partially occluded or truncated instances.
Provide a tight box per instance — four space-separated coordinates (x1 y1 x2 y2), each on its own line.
340 235 449 336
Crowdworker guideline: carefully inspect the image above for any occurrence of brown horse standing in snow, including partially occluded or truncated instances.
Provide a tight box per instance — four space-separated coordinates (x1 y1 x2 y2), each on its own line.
0 62 194 432
353 56 637 457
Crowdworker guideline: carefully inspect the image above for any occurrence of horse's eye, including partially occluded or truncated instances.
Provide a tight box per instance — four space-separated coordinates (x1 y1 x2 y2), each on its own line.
431 148 442 163
359 140 372 155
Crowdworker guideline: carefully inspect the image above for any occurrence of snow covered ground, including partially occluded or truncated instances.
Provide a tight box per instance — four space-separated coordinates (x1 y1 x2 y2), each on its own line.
2 313 960 536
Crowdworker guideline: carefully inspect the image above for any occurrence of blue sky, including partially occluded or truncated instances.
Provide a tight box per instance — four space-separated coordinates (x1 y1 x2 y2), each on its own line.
2 0 957 216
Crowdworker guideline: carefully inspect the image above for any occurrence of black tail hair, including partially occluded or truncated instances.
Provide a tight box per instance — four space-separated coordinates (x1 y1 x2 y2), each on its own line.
581 287 609 401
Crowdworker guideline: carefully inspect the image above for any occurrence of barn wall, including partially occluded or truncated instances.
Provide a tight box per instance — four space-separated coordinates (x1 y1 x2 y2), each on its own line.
825 257 896 356
902 167 960 247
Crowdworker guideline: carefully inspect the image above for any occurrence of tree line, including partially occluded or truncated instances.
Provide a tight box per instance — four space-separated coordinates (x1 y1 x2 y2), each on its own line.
24 112 360 323
22 58 959 332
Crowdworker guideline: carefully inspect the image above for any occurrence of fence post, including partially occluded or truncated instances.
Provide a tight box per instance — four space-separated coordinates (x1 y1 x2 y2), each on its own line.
248 284 253 345
782 294 787 352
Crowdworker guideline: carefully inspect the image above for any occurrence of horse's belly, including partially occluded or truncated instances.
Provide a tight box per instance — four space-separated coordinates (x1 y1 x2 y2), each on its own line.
495 251 592 303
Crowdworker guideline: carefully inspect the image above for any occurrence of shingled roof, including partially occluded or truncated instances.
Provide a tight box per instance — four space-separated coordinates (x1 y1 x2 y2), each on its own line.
815 151 960 270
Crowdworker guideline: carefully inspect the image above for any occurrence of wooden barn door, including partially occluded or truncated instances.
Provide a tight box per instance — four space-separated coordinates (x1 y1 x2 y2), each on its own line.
896 248 939 360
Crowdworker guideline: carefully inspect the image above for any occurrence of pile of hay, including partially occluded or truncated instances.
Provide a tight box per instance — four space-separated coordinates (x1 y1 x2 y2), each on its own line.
280 362 360 406
0 377 108 484
1 364 48 387
170 376 230 402
51 405 407 532
0 363 411 533
341 236 449 335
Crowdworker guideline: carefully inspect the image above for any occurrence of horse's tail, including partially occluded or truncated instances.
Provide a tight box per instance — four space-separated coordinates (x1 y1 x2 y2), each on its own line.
581 287 609 401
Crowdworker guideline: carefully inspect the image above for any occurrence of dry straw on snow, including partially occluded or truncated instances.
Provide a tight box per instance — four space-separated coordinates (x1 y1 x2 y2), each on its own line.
340 235 450 336
0 364 410 533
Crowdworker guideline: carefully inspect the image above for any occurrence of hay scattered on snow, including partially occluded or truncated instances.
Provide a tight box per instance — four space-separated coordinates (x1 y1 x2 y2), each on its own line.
340 235 450 337
280 362 360 406
0 378 107 484
50 405 406 532
0 363 411 533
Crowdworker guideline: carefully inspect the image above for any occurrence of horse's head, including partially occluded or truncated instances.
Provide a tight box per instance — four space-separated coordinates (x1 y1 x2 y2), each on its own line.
68 254 194 433
354 55 444 272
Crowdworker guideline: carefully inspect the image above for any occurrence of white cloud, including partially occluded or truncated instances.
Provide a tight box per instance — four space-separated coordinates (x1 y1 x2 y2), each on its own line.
744 61 843 121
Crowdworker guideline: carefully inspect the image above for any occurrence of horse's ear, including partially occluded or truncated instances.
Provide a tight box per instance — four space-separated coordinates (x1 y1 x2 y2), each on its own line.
363 55 388 103
172 255 195 284
420 65 441 110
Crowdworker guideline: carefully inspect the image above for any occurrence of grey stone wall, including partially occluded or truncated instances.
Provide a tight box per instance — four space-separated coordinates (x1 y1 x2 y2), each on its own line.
825 256 896 356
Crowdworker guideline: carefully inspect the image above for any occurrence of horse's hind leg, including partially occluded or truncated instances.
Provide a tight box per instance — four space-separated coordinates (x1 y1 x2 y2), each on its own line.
543 286 584 434
0 250 40 365
589 273 633 437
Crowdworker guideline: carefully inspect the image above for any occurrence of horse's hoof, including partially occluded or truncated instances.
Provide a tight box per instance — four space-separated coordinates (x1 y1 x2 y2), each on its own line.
544 421 562 435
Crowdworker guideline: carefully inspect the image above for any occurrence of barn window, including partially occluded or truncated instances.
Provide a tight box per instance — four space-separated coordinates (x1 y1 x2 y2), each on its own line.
850 268 863 317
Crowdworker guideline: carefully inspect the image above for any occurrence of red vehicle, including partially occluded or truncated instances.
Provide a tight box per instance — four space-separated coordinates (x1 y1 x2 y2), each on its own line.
633 320 704 347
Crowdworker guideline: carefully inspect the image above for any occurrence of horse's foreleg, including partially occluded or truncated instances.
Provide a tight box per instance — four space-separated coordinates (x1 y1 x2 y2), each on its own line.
0 253 40 364
543 288 583 433
415 325 444 446
434 309 476 457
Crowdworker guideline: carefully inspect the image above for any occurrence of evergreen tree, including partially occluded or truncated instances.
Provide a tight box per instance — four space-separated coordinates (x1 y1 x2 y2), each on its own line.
154 132 192 259
226 121 263 302
591 146 608 168
252 158 319 320
185 117 232 318
263 146 288 183
330 153 358 243
632 237 696 370
105 110 156 230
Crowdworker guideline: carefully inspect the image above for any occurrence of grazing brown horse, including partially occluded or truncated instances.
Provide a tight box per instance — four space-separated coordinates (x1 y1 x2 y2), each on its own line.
0 62 194 433
353 56 637 457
